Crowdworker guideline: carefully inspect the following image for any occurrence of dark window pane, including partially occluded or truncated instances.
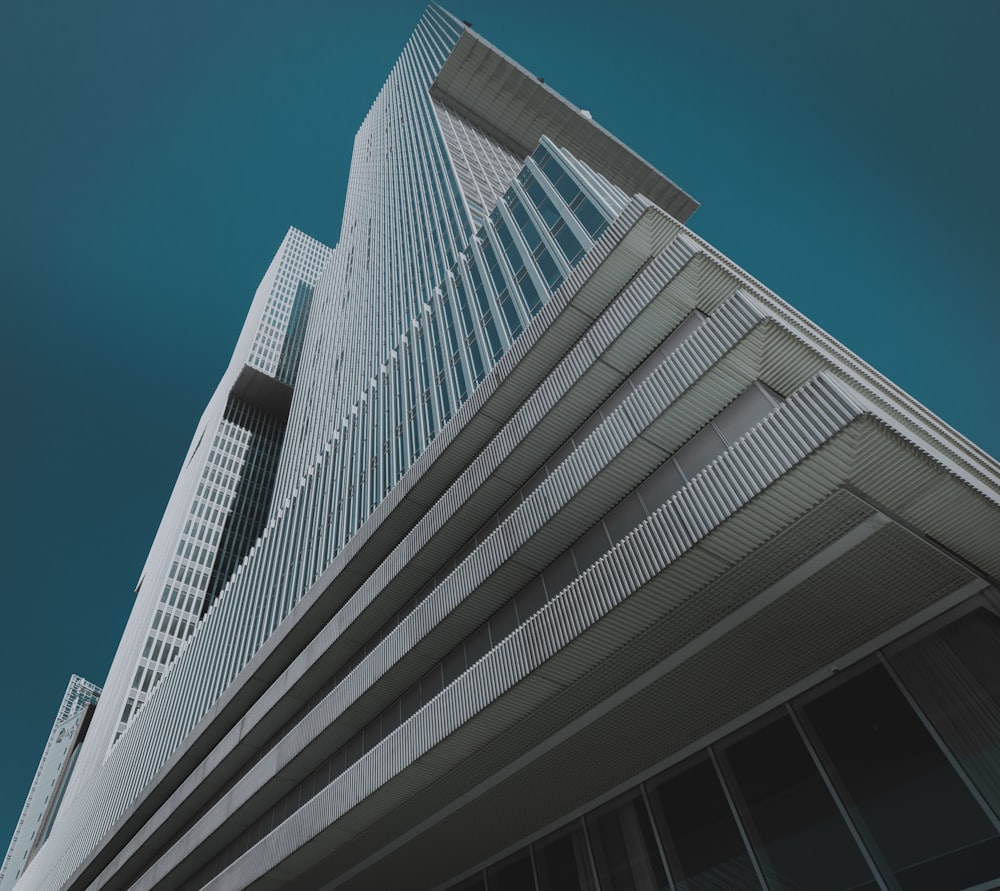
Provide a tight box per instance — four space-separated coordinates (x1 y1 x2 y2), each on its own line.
554 222 584 265
712 384 777 446
345 733 363 766
421 663 443 702
442 645 467 685
586 791 667 891
719 713 877 891
401 683 421 721
673 425 726 481
536 249 562 289
534 821 596 891
538 197 561 228
381 699 400 736
490 599 518 642
637 460 684 513
526 178 548 210
890 608 1000 817
605 493 647 542
543 551 578 598
363 715 381 752
466 622 491 665
500 290 523 338
801 663 1000 891
515 576 548 622
573 522 611 572
555 174 581 206
487 850 537 891
575 200 610 239
648 753 762 891
445 874 486 891
519 273 542 315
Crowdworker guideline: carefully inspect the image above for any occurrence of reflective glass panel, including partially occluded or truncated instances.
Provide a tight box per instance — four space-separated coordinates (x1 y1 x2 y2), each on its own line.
534 822 596 891
648 752 762 891
586 790 667 891
800 663 1000 890
719 713 877 891
487 850 537 891
889 608 1000 819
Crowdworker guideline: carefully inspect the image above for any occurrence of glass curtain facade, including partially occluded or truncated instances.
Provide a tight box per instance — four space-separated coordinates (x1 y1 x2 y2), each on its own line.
442 604 1000 891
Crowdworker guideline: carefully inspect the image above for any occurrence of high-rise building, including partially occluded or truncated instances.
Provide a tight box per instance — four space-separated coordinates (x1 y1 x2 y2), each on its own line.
8 5 1000 890
1 677 100 891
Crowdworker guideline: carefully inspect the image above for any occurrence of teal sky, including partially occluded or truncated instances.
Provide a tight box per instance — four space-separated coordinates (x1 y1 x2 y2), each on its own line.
2 0 997 853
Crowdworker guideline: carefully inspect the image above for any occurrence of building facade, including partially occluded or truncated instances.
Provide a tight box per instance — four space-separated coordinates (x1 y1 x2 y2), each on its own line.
1 677 101 891
8 5 1000 890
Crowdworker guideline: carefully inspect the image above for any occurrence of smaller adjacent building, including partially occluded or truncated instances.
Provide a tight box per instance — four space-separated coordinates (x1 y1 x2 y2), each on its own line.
0 676 100 891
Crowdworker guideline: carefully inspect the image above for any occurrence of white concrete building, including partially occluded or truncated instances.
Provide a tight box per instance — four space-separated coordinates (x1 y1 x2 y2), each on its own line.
8 6 1000 890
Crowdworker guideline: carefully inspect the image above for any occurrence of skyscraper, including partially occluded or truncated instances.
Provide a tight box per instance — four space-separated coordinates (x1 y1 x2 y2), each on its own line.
7 4 1000 890
1 677 100 891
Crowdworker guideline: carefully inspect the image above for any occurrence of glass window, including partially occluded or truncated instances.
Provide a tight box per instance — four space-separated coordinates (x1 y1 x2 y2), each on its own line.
381 699 400 736
487 850 537 891
401 683 421 721
719 712 877 891
533 144 552 168
574 199 609 240
536 248 562 290
525 176 547 208
516 269 541 317
466 622 491 665
711 384 778 446
498 290 523 339
442 645 466 686
648 753 762 891
554 174 581 207
482 313 503 360
515 576 548 622
543 551 578 599
637 460 684 514
799 662 1000 890
889 608 1000 819
586 790 667 891
553 222 585 265
490 599 519 643
537 196 561 229
534 821 596 891
674 425 726 481
421 663 443 703
345 732 363 766
604 493 648 542
362 716 381 752
445 874 486 891
573 522 611 572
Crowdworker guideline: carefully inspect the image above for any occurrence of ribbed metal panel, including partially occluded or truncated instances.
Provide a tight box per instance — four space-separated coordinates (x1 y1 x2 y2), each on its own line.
113 276 753 888
25 8 1000 888
674 224 1000 492
182 365 855 885
194 379 872 891
84 192 664 880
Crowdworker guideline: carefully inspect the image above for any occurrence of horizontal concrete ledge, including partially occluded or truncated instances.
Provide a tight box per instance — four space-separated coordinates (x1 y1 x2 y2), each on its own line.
61 201 678 891
205 397 988 889
431 29 699 223
229 365 294 421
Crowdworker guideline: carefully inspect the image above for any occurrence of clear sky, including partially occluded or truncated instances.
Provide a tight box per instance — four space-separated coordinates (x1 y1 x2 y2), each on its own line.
1 0 997 855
